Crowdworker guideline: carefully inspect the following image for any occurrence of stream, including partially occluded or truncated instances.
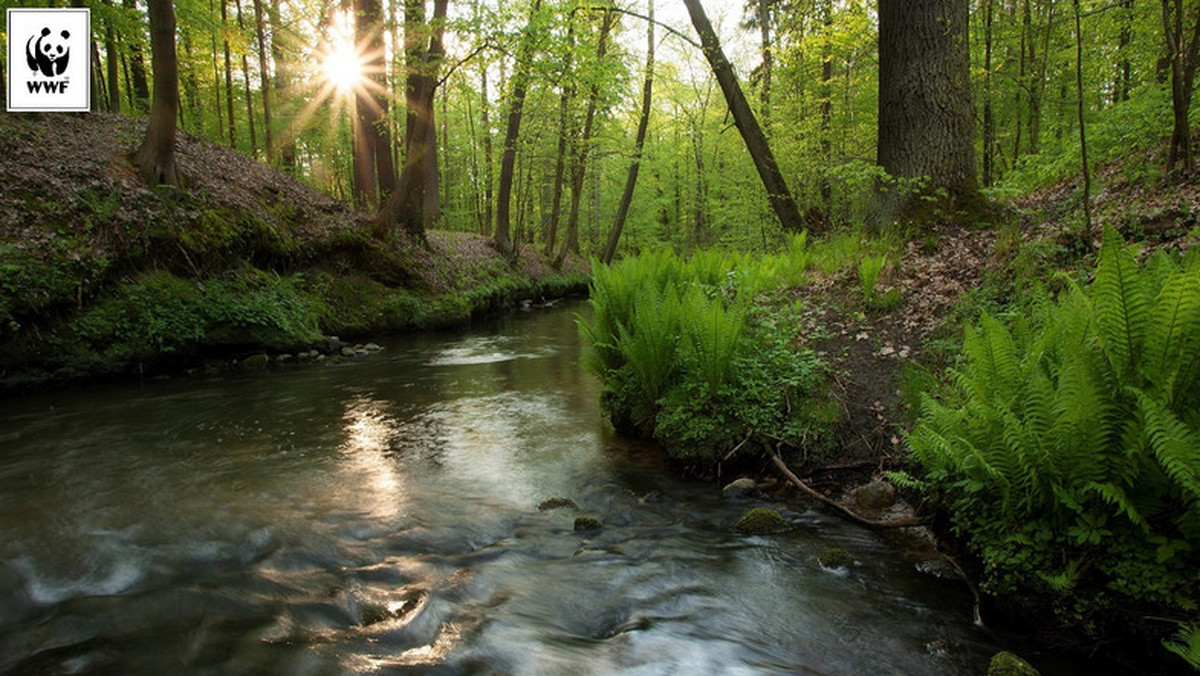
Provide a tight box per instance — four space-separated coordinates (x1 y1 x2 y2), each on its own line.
0 302 1010 674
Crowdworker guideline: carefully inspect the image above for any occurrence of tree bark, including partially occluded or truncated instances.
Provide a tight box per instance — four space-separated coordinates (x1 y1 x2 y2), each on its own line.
480 63 494 236
544 14 576 256
379 0 448 239
124 0 151 111
133 0 179 187
1162 0 1200 172
757 0 771 131
103 0 121 112
982 0 994 187
601 0 654 265
252 0 273 162
1074 0 1093 243
681 0 806 234
875 0 983 226
554 10 614 269
235 0 257 157
494 0 543 259
269 0 295 170
221 0 237 147
354 0 396 206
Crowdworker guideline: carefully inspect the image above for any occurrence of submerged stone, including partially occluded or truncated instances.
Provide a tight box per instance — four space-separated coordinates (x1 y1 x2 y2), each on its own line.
240 354 270 370
734 507 787 534
818 546 853 568
987 651 1040 676
574 516 603 532
538 497 579 511
853 480 897 510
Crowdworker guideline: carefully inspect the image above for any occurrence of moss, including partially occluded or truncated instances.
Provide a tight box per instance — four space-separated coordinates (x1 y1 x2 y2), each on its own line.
818 547 853 568
987 651 1040 676
734 507 787 534
539 498 579 511
239 354 270 370
574 516 603 532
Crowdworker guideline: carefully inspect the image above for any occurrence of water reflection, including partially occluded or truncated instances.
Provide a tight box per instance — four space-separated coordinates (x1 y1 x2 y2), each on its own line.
338 393 406 521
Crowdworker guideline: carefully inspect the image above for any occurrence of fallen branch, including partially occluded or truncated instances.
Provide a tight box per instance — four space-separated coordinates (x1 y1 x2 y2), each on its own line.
768 444 925 529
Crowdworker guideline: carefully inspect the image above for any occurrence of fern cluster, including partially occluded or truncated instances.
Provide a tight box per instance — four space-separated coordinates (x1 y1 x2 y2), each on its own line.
905 227 1200 637
579 247 835 463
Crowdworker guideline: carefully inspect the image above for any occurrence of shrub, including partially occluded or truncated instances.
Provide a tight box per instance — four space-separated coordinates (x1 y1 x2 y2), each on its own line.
903 226 1200 637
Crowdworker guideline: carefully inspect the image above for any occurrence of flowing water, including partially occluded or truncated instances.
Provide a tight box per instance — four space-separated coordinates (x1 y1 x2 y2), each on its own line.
1 303 1007 674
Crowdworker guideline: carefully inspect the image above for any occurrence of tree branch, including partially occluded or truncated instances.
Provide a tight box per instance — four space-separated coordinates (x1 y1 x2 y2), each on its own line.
768 444 924 529
579 5 701 49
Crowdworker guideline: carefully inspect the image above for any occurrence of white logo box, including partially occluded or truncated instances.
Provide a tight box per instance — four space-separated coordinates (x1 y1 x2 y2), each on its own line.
7 8 91 112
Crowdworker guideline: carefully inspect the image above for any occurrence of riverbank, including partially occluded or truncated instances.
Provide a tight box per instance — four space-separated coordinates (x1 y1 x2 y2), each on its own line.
0 113 588 393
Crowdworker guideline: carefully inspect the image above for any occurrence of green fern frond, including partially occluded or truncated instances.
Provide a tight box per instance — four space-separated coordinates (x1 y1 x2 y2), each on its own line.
1093 226 1150 380
1164 624 1200 670
1135 389 1200 507
1145 269 1200 398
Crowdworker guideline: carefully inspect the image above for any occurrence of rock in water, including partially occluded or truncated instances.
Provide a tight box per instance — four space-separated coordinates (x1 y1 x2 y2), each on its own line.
574 516 603 532
721 477 757 499
538 497 579 511
734 507 787 534
853 480 897 510
987 651 1040 676
818 546 853 568
240 354 270 370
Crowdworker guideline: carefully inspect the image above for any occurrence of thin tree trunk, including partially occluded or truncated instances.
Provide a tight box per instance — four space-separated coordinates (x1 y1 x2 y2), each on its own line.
1162 0 1200 172
1031 0 1054 155
252 0 273 162
601 0 654 264
554 10 614 269
124 0 151 111
1014 0 1028 161
681 0 806 233
222 0 237 147
1074 0 1093 242
480 64 494 236
982 0 994 187
757 0 771 131
235 0 257 157
494 0 543 258
818 0 833 222
270 0 295 170
544 14 576 256
181 28 201 129
133 0 179 186
209 0 223 139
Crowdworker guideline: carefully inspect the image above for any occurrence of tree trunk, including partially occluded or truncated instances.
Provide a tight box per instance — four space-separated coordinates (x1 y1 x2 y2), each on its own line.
1030 0 1054 155
404 0 425 147
269 0 295 170
875 0 983 226
544 14 576 256
982 0 994 187
1074 0 1093 243
601 0 654 264
379 0 448 239
221 0 236 147
133 0 179 186
124 0 151 111
681 0 806 233
480 63 494 236
354 0 395 206
235 0 257 157
252 0 273 162
208 0 223 139
818 0 833 222
757 0 771 130
554 10 614 269
494 0 543 258
1162 0 1200 172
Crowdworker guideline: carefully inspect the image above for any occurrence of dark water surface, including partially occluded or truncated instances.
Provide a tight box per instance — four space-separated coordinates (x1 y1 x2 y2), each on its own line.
1 304 1004 674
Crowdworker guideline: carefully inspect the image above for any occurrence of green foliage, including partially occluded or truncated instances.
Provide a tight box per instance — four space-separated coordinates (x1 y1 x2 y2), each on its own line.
1164 625 1200 670
580 247 836 464
906 227 1200 635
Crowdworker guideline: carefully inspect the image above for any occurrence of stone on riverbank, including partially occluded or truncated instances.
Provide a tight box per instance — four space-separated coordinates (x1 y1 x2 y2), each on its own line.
539 497 579 511
987 651 1040 676
721 478 757 499
818 546 853 568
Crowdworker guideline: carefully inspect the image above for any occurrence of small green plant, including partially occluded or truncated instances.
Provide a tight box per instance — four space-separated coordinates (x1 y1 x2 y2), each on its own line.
1165 624 1200 670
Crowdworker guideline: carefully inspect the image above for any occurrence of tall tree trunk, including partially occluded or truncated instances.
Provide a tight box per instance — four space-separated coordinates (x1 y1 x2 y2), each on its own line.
681 0 806 233
818 0 833 222
404 0 425 147
1014 0 1028 161
1074 0 1093 242
544 13 576 256
494 0 543 258
757 0 771 130
554 10 614 269
1030 0 1054 155
601 0 654 264
354 0 395 205
133 0 179 186
982 0 995 187
269 0 295 170
875 0 983 226
102 0 122 112
235 0 257 157
252 0 273 162
480 63 494 236
181 28 202 129
1162 0 1200 172
124 0 151 111
222 0 237 147
379 0 448 239
209 0 224 139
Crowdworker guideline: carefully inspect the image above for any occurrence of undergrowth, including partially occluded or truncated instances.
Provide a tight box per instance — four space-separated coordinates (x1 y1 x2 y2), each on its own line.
899 226 1200 652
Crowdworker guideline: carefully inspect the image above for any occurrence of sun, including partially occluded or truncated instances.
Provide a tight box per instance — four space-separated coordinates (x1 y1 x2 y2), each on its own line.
320 11 365 95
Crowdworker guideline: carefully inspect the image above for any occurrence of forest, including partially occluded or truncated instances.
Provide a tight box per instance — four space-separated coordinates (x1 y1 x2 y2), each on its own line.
2 0 1200 672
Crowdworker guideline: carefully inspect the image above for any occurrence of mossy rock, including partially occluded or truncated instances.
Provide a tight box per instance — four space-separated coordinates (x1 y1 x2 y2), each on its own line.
734 507 787 534
818 546 853 568
574 516 603 532
538 497 579 511
987 651 1040 676
240 353 270 370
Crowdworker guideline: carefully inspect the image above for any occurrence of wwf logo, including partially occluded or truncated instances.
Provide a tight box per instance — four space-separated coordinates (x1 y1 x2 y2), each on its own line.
27 27 72 78
6 7 90 111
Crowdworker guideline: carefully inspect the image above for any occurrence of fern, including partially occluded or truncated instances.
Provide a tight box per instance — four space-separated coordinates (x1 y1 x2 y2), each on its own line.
1145 269 1200 399
1092 226 1150 380
1164 624 1200 670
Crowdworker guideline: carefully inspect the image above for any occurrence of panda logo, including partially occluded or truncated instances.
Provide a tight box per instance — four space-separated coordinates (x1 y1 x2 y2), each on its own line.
26 27 72 78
